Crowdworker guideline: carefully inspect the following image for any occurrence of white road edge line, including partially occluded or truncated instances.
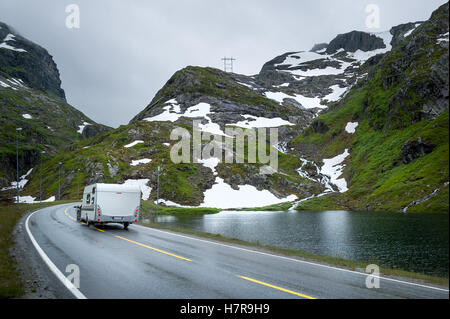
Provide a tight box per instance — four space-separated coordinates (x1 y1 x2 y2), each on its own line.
134 224 449 293
25 206 87 299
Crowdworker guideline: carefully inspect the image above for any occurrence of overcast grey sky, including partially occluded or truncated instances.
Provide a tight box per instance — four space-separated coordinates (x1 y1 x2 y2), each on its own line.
0 0 447 127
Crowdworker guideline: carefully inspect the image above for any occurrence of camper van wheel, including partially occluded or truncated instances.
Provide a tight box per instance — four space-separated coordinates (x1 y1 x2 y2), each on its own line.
123 222 129 230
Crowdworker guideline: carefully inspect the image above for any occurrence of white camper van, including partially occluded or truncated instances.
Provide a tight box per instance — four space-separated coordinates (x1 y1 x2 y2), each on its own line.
78 183 141 229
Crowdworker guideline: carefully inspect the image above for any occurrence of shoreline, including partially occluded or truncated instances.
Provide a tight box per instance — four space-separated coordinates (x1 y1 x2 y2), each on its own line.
138 221 449 288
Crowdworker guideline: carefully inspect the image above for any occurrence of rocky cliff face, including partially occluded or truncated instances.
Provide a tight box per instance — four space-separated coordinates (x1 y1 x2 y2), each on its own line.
0 21 110 190
0 22 65 99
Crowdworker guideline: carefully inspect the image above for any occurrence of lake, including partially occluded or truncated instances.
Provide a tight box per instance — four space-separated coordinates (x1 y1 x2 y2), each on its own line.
153 210 449 277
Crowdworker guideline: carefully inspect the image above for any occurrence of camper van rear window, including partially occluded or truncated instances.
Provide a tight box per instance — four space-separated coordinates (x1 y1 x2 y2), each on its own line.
92 187 96 194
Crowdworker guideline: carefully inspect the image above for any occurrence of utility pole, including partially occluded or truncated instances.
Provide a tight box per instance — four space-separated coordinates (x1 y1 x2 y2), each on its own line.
16 128 22 206
40 151 45 204
221 57 236 73
77 168 80 200
58 162 62 201
155 159 164 222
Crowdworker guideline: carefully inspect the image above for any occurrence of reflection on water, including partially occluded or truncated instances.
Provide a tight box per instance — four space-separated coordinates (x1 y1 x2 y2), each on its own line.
155 210 449 277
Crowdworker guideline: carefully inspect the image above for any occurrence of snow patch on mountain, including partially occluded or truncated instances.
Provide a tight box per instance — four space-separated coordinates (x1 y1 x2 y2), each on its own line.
320 149 350 193
265 91 325 109
124 140 144 148
230 115 295 128
200 177 297 209
78 122 92 134
198 157 220 175
1 168 33 191
437 32 449 44
130 158 152 166
0 34 27 52
122 179 152 200
404 23 422 37
345 122 359 134
274 31 393 78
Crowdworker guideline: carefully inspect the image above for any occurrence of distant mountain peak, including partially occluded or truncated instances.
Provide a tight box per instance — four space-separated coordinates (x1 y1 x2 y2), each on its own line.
0 21 66 100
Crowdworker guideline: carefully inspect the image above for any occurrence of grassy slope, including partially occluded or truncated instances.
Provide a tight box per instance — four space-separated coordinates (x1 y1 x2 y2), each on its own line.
292 5 449 213
294 85 449 212
0 86 108 182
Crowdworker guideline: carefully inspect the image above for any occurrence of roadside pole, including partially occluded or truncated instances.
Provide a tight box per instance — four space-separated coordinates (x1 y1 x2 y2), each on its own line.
40 151 45 204
155 159 164 222
77 168 80 200
16 128 22 206
58 162 62 200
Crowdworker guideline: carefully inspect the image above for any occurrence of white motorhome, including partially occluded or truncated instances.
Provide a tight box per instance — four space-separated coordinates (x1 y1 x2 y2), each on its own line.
78 183 141 229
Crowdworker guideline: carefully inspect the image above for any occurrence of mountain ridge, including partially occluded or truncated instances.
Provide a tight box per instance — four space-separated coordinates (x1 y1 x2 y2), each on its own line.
6 3 449 212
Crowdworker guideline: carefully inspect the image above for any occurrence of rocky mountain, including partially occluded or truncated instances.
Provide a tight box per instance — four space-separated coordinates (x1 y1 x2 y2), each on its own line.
0 21 110 194
13 3 449 212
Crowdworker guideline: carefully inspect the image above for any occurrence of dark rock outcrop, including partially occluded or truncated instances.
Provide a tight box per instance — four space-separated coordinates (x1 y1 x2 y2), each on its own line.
310 43 328 52
401 138 435 164
326 31 387 54
82 124 111 139
310 120 329 134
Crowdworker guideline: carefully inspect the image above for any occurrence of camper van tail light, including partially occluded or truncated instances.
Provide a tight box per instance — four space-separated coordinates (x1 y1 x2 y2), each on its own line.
98 219 101 222
97 207 101 217
135 219 137 222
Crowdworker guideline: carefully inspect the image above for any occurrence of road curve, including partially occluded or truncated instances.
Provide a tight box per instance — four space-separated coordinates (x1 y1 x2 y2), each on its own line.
23 203 449 299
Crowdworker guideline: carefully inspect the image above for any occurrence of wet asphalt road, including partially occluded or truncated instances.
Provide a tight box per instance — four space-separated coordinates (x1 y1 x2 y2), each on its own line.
24 203 449 299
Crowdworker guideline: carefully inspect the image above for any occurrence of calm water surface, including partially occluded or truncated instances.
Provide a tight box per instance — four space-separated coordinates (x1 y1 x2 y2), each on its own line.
155 210 449 277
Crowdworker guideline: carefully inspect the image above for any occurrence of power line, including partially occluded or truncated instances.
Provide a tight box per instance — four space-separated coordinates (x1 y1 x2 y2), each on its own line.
221 57 236 73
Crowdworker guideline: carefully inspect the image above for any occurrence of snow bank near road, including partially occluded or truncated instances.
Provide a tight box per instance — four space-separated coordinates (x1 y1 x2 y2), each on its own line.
320 149 350 193
200 177 297 209
14 195 55 204
122 179 152 200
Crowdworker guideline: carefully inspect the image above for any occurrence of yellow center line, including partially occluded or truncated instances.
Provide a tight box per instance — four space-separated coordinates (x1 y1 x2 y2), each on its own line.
115 235 192 262
64 207 103 231
237 275 316 299
64 208 77 221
